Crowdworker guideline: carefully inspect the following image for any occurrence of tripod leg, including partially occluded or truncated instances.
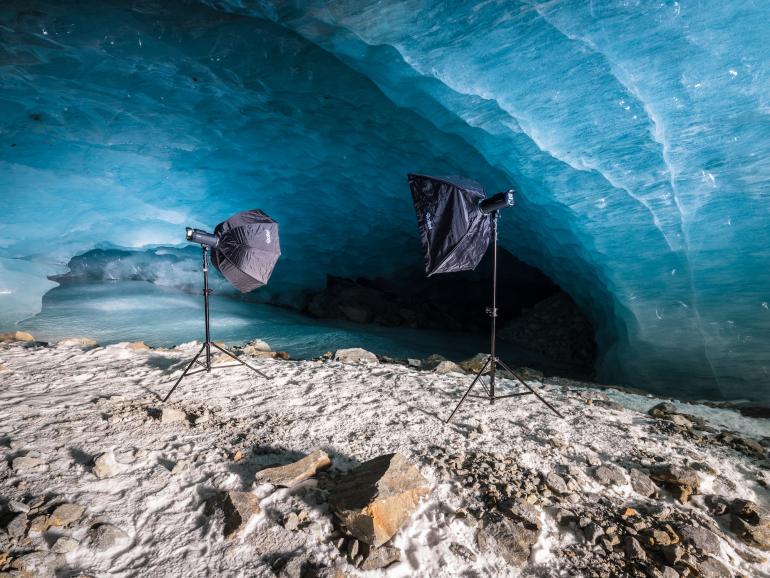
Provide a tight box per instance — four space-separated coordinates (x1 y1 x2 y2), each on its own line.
211 342 270 379
163 343 206 403
497 359 564 419
446 356 492 424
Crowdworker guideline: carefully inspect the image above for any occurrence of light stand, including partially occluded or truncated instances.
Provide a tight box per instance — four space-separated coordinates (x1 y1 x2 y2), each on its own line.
446 210 564 423
162 245 269 402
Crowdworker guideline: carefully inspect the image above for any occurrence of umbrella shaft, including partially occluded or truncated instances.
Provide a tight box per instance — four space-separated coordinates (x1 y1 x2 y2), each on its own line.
489 211 498 401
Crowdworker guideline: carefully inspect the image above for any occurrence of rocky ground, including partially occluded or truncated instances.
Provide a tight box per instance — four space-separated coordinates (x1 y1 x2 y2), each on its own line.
0 334 768 577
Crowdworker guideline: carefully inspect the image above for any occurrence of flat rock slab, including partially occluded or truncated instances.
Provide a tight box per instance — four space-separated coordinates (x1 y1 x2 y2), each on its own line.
477 508 540 567
87 523 129 552
48 503 85 527
221 491 261 538
329 452 430 546
255 449 331 488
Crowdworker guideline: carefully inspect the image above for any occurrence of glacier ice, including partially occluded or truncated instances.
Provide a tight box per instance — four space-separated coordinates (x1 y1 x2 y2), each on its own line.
1 1 769 401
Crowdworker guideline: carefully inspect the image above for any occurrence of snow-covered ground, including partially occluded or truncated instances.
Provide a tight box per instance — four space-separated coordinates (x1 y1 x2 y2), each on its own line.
0 341 768 577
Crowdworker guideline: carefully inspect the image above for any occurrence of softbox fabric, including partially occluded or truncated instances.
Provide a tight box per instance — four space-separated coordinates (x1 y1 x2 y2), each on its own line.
407 174 491 276
211 209 280 292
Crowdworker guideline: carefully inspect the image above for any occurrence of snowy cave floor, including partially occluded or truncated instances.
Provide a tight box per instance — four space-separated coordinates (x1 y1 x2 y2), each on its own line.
0 342 769 577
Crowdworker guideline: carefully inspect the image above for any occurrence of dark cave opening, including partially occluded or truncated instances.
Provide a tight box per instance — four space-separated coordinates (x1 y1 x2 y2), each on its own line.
303 247 598 378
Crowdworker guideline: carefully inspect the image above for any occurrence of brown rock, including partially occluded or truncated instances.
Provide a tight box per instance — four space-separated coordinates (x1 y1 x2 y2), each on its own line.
220 491 261 539
329 453 430 546
126 341 150 350
649 464 700 503
460 353 489 373
0 331 34 342
48 504 85 527
255 449 331 488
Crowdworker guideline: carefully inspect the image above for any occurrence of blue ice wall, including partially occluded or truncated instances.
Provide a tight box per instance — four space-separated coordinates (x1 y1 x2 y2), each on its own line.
2 1 770 401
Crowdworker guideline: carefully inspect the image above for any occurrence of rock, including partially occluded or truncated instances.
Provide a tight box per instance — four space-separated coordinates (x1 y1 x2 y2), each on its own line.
661 567 679 578
661 543 683 565
697 557 732 577
433 360 464 374
477 510 539 567
10 551 62 578
48 503 85 527
126 341 150 350
738 405 770 419
160 407 187 424
624 536 647 561
86 523 130 551
649 464 700 503
93 451 123 479
52 536 79 554
359 545 401 570
242 339 271 355
583 522 604 544
544 472 569 495
629 468 657 497
649 402 678 416
57 337 98 347
449 542 476 561
8 501 29 513
329 453 430 546
422 354 447 370
283 512 300 531
730 499 770 550
220 491 261 538
679 524 721 556
593 465 626 486
665 413 694 428
6 513 27 539
0 363 9 372
460 353 489 373
255 449 331 488
0 331 35 342
12 456 43 471
333 348 378 364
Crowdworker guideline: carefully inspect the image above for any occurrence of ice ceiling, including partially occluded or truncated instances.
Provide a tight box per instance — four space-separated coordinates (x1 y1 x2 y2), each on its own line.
1 1 769 401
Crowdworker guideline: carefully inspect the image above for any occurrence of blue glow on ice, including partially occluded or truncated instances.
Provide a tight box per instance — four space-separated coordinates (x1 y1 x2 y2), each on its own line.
1 1 769 400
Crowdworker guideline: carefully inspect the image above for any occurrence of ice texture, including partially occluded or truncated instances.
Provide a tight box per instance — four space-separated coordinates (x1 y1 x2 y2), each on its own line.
1 1 769 401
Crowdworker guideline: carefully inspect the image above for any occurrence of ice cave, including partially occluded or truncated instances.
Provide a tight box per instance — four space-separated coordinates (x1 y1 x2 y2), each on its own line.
1 0 769 403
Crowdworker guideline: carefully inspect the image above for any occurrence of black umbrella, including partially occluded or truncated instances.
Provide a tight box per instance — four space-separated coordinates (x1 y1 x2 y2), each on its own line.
162 208 280 402
407 174 491 276
211 209 281 292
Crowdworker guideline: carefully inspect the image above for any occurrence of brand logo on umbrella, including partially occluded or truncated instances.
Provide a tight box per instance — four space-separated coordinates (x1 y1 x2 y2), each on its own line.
425 212 434 231
265 230 271 244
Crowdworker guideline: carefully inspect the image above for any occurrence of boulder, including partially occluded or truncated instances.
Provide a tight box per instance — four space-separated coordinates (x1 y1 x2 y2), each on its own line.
329 453 430 546
6 513 28 539
0 331 34 342
544 472 569 495
9 551 62 578
57 337 98 347
629 468 657 497
648 402 678 417
52 536 79 554
93 451 123 479
433 360 464 375
48 503 85 527
678 524 721 556
255 449 331 488
730 498 770 550
421 354 447 370
477 507 540 567
242 339 271 355
460 353 489 374
593 465 626 486
86 523 129 551
126 341 150 351
333 348 378 365
359 545 401 570
220 491 261 538
649 464 700 503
